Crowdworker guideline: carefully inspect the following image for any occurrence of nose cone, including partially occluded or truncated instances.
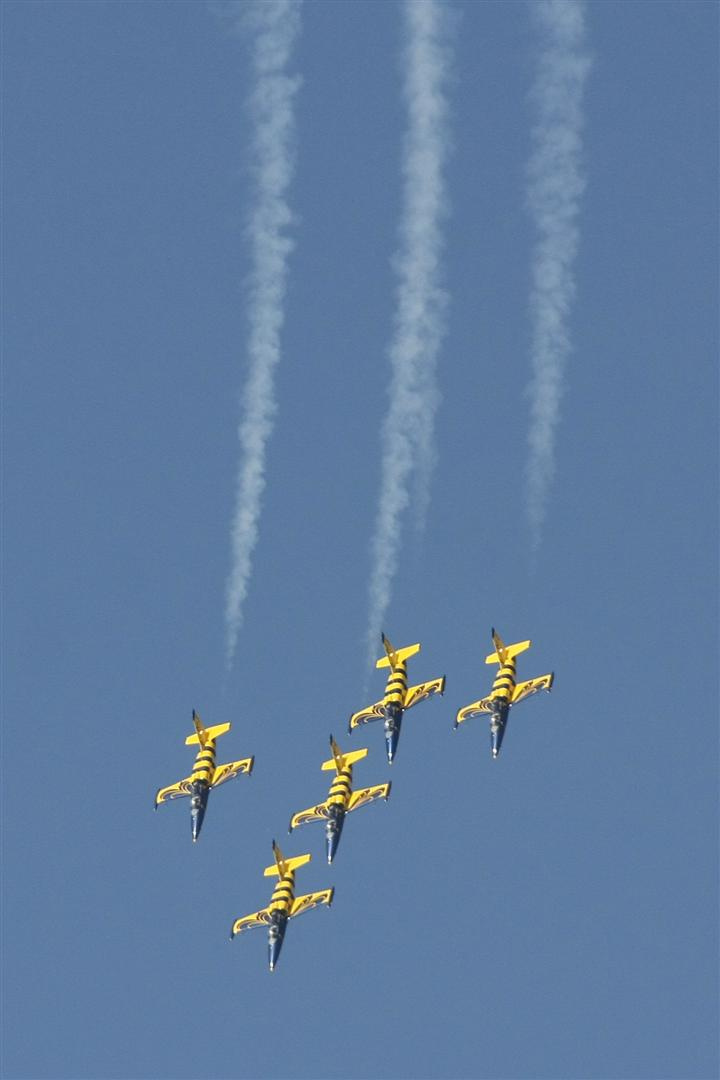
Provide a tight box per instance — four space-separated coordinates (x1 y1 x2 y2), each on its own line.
325 815 345 864
190 783 209 841
268 938 282 972
268 919 286 972
490 717 506 759
190 804 205 842
383 710 402 765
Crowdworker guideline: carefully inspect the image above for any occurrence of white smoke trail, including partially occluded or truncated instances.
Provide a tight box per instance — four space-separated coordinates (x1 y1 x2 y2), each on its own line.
365 0 452 663
525 0 591 550
224 0 301 667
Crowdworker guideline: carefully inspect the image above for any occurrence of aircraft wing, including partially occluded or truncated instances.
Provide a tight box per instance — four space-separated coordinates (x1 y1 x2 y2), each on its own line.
348 700 385 732
404 676 446 710
454 696 494 727
289 888 334 919
211 756 254 789
154 777 193 808
289 802 330 831
230 907 273 937
511 673 554 705
347 782 391 813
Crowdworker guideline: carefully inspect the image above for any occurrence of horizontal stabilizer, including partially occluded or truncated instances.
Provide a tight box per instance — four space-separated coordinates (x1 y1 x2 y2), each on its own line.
485 640 531 665
185 722 231 746
264 852 311 877
376 642 421 670
321 747 368 771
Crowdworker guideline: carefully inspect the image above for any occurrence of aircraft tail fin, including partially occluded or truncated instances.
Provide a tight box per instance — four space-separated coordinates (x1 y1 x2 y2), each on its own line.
376 632 421 670
321 747 368 771
485 629 531 665
185 716 231 746
264 840 312 878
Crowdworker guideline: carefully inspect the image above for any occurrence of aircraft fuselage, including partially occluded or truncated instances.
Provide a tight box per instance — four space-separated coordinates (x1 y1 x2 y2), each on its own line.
382 662 408 764
189 738 217 840
487 659 518 758
267 869 296 971
324 765 355 862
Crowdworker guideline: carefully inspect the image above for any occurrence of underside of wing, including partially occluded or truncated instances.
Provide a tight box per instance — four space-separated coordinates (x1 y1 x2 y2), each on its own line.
211 757 254 789
511 673 554 705
455 696 493 727
230 907 272 937
289 802 330 831
404 676 446 710
348 700 385 732
289 888 334 919
348 782 391 813
154 777 193 808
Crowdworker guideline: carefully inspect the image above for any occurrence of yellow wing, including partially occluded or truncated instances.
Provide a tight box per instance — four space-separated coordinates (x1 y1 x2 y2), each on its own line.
230 907 272 938
348 700 385 732
454 696 493 727
288 802 330 832
347 782 391 813
289 888 334 919
511 673 554 705
404 676 446 710
211 756 254 789
154 777 193 808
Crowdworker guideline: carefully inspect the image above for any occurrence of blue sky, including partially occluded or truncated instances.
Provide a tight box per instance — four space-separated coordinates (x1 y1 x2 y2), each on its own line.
2 2 717 1079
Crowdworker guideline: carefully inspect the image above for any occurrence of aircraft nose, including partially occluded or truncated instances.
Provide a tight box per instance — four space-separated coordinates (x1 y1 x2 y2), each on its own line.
191 806 205 842
385 730 399 765
268 932 283 972
325 810 344 863
326 833 337 864
490 721 505 759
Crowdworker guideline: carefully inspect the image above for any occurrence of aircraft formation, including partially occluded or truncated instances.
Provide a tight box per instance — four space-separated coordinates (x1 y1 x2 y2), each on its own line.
155 628 553 970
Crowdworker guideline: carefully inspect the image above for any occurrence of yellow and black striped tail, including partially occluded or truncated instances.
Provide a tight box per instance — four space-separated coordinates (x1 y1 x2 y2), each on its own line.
485 629 531 666
376 632 421 670
264 841 312 878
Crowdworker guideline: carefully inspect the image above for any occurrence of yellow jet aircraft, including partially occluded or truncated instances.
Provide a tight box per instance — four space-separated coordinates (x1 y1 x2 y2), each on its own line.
455 629 554 757
288 736 391 863
154 710 254 841
230 841 333 971
348 633 445 763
